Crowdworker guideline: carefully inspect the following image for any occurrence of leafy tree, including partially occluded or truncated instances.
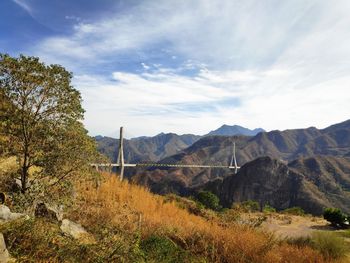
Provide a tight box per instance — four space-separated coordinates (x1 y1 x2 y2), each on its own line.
196 191 220 211
0 54 96 193
323 208 347 227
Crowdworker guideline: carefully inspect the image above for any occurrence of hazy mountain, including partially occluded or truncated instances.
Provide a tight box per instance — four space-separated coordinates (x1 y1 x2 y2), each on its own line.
207 124 265 136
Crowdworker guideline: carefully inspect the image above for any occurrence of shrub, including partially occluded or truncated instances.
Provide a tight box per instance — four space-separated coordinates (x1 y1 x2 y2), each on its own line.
282 207 305 216
285 236 312 248
241 200 260 212
263 204 276 213
311 231 348 260
323 208 347 227
196 191 221 211
141 235 198 262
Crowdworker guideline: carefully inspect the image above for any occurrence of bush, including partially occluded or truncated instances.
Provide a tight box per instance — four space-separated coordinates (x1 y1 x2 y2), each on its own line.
323 208 347 227
282 207 305 216
141 235 198 262
311 231 348 260
263 204 276 213
241 200 260 212
196 191 221 211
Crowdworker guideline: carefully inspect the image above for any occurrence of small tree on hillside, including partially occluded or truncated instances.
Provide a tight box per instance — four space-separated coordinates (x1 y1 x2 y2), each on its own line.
196 191 221 211
0 54 96 193
323 208 347 227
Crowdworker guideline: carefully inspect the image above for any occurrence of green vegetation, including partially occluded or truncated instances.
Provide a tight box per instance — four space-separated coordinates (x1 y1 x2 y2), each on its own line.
263 204 276 213
323 207 349 228
282 207 305 216
311 231 349 260
286 231 349 260
0 54 97 195
240 200 260 212
195 190 221 211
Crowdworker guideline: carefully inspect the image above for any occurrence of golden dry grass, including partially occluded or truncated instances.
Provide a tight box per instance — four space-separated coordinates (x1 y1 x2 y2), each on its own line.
68 173 330 263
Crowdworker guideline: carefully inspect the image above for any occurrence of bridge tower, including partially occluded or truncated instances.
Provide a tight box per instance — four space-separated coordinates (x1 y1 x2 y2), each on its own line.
230 142 238 174
116 126 125 181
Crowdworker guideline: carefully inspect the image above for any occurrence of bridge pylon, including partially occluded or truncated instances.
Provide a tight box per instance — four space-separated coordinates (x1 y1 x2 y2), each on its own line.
229 142 238 174
116 126 125 181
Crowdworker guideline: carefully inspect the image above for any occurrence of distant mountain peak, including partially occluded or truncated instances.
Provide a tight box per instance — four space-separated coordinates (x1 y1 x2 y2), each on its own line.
207 124 265 137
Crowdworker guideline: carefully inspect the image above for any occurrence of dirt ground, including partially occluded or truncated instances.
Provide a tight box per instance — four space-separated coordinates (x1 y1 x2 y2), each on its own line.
261 214 331 238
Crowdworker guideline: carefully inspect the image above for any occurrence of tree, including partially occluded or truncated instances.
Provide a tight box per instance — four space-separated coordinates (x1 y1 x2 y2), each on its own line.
0 54 96 193
196 191 220 211
323 208 347 227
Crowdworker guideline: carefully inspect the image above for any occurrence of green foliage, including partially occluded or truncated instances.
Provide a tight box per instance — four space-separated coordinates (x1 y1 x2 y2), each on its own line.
140 235 196 263
311 231 349 260
0 54 97 194
282 207 305 216
196 191 221 211
240 200 260 212
285 236 313 248
262 204 276 213
323 208 347 227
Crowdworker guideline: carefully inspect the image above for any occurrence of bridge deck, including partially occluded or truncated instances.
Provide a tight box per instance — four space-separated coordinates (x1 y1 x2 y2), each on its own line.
90 163 240 169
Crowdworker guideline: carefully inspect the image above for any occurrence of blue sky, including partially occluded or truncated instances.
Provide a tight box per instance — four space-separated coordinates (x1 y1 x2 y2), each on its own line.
1 0 350 137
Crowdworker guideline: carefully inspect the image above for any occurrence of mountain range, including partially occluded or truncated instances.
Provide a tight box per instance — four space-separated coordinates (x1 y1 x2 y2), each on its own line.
95 124 264 163
95 120 350 215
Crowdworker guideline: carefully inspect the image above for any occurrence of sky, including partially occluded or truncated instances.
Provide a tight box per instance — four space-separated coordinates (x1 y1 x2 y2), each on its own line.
1 0 350 138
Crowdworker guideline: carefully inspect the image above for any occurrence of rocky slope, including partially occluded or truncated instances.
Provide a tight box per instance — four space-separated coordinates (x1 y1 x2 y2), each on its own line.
204 156 350 215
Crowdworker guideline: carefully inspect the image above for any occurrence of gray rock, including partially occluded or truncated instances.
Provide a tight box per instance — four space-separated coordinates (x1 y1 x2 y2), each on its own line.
0 233 10 263
34 202 62 222
60 219 95 244
0 205 24 222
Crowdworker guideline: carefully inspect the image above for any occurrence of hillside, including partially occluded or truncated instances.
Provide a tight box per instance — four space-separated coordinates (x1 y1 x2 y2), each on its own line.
0 173 334 262
96 133 201 163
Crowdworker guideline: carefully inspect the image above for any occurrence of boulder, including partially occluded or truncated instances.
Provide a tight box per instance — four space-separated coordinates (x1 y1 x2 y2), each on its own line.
0 205 24 222
34 202 62 222
0 233 10 263
60 219 95 244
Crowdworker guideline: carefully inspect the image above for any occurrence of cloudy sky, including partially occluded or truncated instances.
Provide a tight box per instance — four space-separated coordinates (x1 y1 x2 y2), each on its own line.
1 0 350 137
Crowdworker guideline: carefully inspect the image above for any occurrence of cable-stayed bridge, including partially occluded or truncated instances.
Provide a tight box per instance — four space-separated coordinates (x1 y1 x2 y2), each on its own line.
91 127 240 180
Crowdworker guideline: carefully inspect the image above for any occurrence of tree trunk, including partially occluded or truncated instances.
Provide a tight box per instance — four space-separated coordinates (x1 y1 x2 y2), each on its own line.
21 148 29 193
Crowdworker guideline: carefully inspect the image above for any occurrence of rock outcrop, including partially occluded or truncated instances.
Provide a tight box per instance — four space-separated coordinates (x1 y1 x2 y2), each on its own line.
0 205 24 222
60 219 95 244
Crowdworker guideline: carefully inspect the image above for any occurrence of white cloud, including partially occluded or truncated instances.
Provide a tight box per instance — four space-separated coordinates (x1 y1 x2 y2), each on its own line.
76 64 350 137
12 0 32 15
27 0 350 136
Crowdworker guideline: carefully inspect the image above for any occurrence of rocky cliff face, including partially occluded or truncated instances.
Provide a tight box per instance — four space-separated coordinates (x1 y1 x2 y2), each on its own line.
203 156 350 215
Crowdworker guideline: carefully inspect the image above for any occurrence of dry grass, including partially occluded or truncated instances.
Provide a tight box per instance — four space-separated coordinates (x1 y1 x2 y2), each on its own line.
68 173 329 263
